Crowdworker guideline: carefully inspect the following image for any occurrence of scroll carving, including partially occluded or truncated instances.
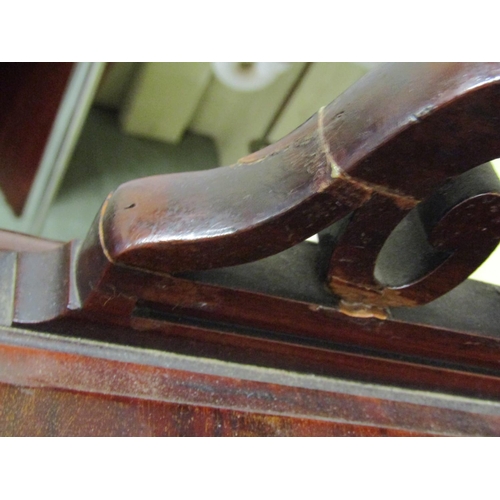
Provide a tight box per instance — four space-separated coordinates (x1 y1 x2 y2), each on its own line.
76 62 500 311
2 63 500 327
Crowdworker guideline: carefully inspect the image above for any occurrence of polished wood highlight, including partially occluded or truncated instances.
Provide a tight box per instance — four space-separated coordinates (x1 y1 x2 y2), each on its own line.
1 328 499 436
2 63 500 435
76 63 500 309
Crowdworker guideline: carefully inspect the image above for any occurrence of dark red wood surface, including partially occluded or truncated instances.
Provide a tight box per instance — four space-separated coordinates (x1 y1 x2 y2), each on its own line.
69 261 500 401
1 329 499 436
0 63 73 215
2 63 500 435
74 63 500 310
0 383 425 437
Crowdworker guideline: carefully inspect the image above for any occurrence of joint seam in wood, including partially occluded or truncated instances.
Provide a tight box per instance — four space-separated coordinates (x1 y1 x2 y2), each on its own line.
318 106 342 178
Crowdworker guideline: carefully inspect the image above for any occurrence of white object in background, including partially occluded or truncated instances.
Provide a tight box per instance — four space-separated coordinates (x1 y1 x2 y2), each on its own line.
190 63 307 166
120 63 212 144
211 62 290 92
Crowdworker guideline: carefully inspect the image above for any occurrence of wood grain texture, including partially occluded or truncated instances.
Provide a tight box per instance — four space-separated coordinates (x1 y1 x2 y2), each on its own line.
72 253 500 405
6 230 500 403
0 383 426 437
74 62 500 309
1 329 499 436
3 63 500 435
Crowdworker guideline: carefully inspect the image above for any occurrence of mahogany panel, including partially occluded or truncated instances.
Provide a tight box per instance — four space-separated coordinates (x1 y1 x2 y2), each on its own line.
1 329 499 436
0 383 425 437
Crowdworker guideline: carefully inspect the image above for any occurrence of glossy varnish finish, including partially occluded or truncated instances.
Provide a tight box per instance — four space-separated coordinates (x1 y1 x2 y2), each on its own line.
76 63 500 309
0 384 426 437
71 259 500 401
1 328 500 436
2 63 500 435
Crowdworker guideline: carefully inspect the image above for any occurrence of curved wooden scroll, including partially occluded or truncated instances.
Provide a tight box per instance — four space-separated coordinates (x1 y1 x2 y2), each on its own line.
77 62 500 309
